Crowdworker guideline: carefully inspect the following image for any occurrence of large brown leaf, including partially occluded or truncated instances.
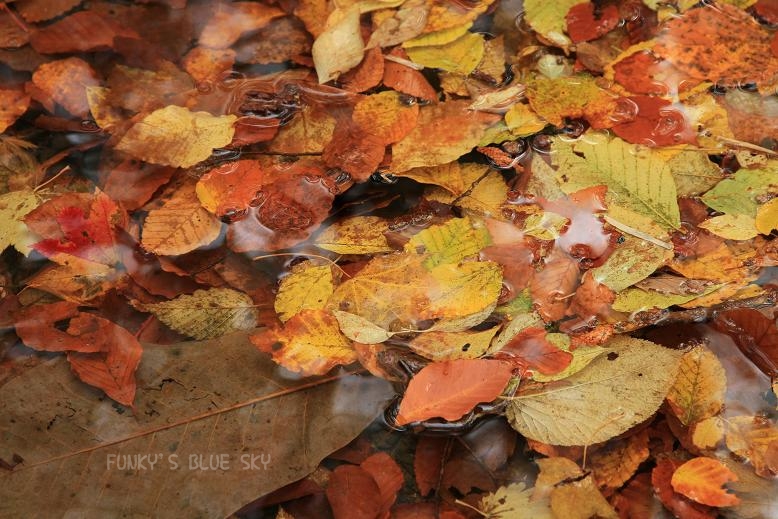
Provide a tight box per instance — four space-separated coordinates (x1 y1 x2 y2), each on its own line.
0 333 393 517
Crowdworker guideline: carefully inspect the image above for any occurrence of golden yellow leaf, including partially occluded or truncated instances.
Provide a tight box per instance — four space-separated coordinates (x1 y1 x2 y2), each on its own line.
405 31 484 75
351 90 419 145
312 5 364 83
504 103 547 137
424 164 508 218
404 216 490 267
142 288 258 340
141 182 222 256
756 198 778 235
479 483 553 519
692 417 725 451
523 0 587 48
85 86 123 129
590 431 650 491
536 458 618 519
699 214 758 241
612 285 721 313
666 148 725 197
0 189 40 255
422 0 495 34
116 105 237 168
251 309 357 376
670 242 754 284
267 105 336 154
403 22 472 48
408 327 499 361
315 216 394 255
526 74 619 128
666 344 727 426
274 263 335 322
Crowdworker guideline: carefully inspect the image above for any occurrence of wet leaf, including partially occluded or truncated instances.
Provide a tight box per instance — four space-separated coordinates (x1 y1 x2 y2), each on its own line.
652 456 716 519
565 2 620 43
714 308 778 378
424 165 509 218
315 216 394 255
275 263 334 323
0 189 40 254
506 336 683 446
667 149 724 197
526 74 619 128
361 452 403 515
0 88 30 133
339 46 385 92
30 10 136 54
268 105 337 154
395 359 514 425
382 48 438 102
141 181 222 256
529 247 579 322
199 1 284 49
666 344 727 427
611 96 697 147
589 430 650 491
523 0 587 48
28 57 100 116
671 457 740 507
141 288 258 340
326 465 383 519
491 327 573 376
479 482 553 519
13 0 83 23
117 105 236 168
312 6 364 83
504 103 547 137
756 198 778 235
699 214 758 241
0 333 392 516
195 160 267 217
352 90 419 145
367 0 429 49
251 309 357 376
701 163 777 218
612 284 721 313
408 327 499 361
404 216 490 267
405 31 485 75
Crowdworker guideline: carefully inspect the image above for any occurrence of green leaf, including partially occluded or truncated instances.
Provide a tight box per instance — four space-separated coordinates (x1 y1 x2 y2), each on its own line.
141 288 258 340
667 149 724 197
701 163 778 217
554 135 682 230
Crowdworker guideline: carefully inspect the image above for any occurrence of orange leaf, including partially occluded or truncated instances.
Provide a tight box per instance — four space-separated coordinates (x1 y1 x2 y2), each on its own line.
612 50 694 96
27 57 100 116
340 46 385 93
653 2 778 86
361 452 403 515
530 248 580 322
353 90 420 145
199 2 284 49
0 88 30 133
612 96 697 147
714 308 778 378
182 46 236 83
568 271 614 322
383 48 437 102
395 359 514 425
671 457 740 507
14 302 94 352
323 123 386 181
565 3 619 43
326 465 383 519
14 0 83 23
652 456 716 519
492 327 573 376
196 159 268 217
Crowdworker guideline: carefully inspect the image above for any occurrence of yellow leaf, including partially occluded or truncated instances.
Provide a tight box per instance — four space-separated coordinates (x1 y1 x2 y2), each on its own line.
671 457 740 507
666 345 727 426
666 148 725 197
756 198 778 235
116 105 236 168
699 214 759 241
702 163 778 217
504 103 547 137
0 189 40 255
554 135 681 230
142 288 258 340
479 483 553 519
332 310 394 343
428 260 503 326
523 0 587 48
366 0 429 49
523 211 569 240
251 309 357 376
268 105 336 154
85 86 122 129
670 242 754 283
27 259 116 303
395 160 476 195
408 327 499 361
141 182 222 256
612 285 721 313
725 415 778 477
506 336 683 446
526 74 619 127
406 32 484 74
315 216 394 254
312 6 364 83
422 0 495 34
404 216 491 267
425 164 508 218
536 459 619 519
402 22 472 48
274 263 334 322
692 417 725 451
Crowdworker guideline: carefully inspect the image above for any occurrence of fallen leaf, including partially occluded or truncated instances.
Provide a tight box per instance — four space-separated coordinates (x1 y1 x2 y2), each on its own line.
408 327 499 361
395 359 514 425
506 336 683 445
0 333 392 516
352 90 419 145
312 6 364 83
404 216 490 267
367 0 429 48
234 16 312 65
0 189 40 254
611 96 697 147
701 163 777 218
492 327 573 376
756 198 778 235
323 123 386 181
0 88 30 133
13 0 83 23
315 216 394 255
339 46 385 92
28 57 100 116
182 46 235 84
251 309 357 376
652 456 716 519
479 482 553 518
714 308 778 378
699 213 758 241
326 464 383 519
268 105 337 154
565 2 620 43
117 105 236 168
361 452 403 515
141 288 258 340
666 345 727 427
526 74 619 128
671 457 740 507
523 0 588 49
589 430 650 491
611 49 692 96
274 263 334 323
529 247 580 322
30 10 136 54
199 1 284 49
195 160 267 217
406 32 485 75
612 284 720 313
382 48 438 102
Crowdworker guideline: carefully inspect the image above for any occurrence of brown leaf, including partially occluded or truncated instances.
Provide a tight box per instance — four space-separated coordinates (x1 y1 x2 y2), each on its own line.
0 88 30 133
414 436 447 496
0 9 29 48
568 271 615 322
323 123 386 181
361 452 403 515
326 465 383 519
612 473 664 519
714 308 778 378
13 0 82 23
234 17 312 65
340 47 385 93
27 57 100 116
383 48 437 103
492 327 573 376
30 10 137 54
396 359 514 425
565 2 620 43
530 248 580 322
199 1 285 49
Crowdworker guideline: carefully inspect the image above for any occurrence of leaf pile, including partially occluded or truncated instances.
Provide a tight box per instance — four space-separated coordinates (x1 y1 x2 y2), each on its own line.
1 0 778 517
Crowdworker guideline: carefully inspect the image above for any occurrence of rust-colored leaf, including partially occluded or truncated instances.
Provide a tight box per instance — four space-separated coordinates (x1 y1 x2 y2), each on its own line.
340 46 385 93
383 48 438 102
395 359 514 425
714 308 778 378
196 159 267 217
199 1 285 49
27 57 100 116
13 0 82 23
611 96 697 147
0 88 30 133
361 452 403 515
530 248 580 322
30 10 137 54
652 456 716 519
565 3 619 43
353 90 420 145
323 123 386 181
612 50 693 96
326 464 383 519
414 436 447 496
492 327 573 376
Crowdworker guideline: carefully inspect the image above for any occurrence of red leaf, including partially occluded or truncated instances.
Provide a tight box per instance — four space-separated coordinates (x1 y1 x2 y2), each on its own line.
67 316 143 407
652 456 716 519
326 465 383 519
492 327 573 376
361 452 403 515
612 96 697 147
756 0 778 24
414 436 447 496
99 158 176 211
566 3 620 43
540 185 613 261
26 190 123 265
530 248 580 322
395 359 514 425
714 308 778 378
14 301 89 352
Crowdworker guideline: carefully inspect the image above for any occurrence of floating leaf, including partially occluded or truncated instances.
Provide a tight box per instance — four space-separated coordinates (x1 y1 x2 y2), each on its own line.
251 309 357 376
382 48 438 102
506 336 683 446
523 0 587 48
332 310 394 344
701 164 777 218
504 103 547 137
141 182 222 256
352 90 419 145
526 74 619 128
142 288 258 340
565 2 619 43
28 57 99 116
195 160 267 217
612 284 720 313
326 465 383 519
589 430 650 491
405 216 490 267
554 135 681 230
666 344 727 426
611 96 697 147
395 359 514 425
667 149 724 197
652 456 717 519
530 248 579 322
312 6 364 83
756 198 778 235
120 106 233 168
274 263 334 322
671 457 740 507
492 327 573 376
408 327 499 361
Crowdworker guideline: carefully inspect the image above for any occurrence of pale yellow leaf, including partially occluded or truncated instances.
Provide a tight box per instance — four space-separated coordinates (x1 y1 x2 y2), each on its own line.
312 6 364 83
332 310 394 343
0 189 40 255
699 214 758 241
116 105 236 168
612 284 721 313
756 198 778 235
504 103 547 137
404 216 490 267
667 149 725 197
408 327 499 361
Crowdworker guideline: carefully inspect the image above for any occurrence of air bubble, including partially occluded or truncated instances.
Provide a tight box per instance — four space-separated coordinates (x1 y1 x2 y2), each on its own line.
530 134 552 154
